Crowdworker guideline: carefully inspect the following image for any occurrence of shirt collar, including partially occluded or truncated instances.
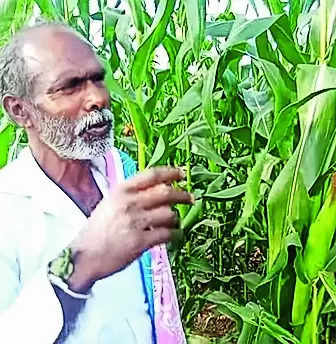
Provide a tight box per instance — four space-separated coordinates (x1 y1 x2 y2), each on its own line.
0 147 108 228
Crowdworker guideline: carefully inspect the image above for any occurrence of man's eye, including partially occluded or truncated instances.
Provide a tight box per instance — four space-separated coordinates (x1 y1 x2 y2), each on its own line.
58 79 82 93
92 73 105 83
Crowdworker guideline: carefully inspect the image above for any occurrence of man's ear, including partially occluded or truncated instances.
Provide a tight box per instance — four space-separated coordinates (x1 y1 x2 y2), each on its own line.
2 95 33 128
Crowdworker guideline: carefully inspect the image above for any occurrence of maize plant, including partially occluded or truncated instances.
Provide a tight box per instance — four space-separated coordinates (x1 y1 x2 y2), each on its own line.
3 0 336 343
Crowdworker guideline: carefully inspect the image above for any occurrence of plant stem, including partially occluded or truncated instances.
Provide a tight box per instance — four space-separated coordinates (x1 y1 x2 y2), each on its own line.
266 0 283 15
184 114 191 304
185 115 192 193
311 283 318 344
138 143 146 171
320 0 327 62
64 0 69 22
136 87 144 109
326 313 330 344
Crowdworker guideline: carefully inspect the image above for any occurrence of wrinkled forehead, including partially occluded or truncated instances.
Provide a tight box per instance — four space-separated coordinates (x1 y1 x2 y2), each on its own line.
21 29 102 93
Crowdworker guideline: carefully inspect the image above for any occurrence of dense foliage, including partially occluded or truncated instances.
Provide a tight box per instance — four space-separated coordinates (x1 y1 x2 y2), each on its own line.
2 0 336 343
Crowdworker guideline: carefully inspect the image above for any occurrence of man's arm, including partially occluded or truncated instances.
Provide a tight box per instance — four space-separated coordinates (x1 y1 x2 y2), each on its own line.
0 167 193 343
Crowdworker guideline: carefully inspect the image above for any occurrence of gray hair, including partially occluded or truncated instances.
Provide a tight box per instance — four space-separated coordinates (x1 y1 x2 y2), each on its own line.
0 21 86 107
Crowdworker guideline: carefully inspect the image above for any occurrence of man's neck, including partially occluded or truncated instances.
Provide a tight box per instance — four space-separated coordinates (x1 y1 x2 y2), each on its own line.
28 138 93 193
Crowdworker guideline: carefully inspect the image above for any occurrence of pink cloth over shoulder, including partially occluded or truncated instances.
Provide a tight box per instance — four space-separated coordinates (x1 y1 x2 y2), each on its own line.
150 245 186 343
104 150 186 344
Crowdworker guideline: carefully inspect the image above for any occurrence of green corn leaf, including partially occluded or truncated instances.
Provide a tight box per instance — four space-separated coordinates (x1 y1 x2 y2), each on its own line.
269 14 307 65
125 99 150 147
115 14 132 55
0 115 10 133
288 0 303 31
161 81 202 126
54 0 64 18
320 271 336 307
175 39 192 97
206 173 227 194
321 299 336 314
269 87 336 151
103 7 122 59
205 20 234 37
187 257 213 273
265 0 286 14
0 0 17 35
0 124 15 168
202 56 219 136
225 15 282 49
233 150 268 234
203 290 237 306
205 184 246 200
237 323 257 344
256 31 278 64
297 65 336 190
299 284 325 344
6 127 24 163
303 175 336 281
130 0 175 89
191 136 228 168
127 0 145 35
302 0 316 13
267 64 336 272
162 34 182 72
90 11 102 20
98 0 106 13
255 58 294 115
184 0 206 59
216 272 262 292
144 69 170 114
0 0 16 17
146 135 165 168
0 0 34 45
257 232 302 297
309 0 336 62
101 60 150 164
191 165 221 183
34 0 60 20
261 317 300 344
78 0 90 38
100 58 130 100
267 149 311 269
241 85 274 149
169 120 249 146
181 200 203 232
247 0 259 16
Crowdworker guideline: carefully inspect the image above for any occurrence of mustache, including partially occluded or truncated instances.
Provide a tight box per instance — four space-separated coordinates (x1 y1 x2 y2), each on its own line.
74 108 113 136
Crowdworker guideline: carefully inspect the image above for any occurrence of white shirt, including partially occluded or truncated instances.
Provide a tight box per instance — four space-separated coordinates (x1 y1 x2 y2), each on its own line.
0 147 153 343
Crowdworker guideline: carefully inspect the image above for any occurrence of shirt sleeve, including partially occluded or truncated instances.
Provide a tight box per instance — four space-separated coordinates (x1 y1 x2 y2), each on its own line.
0 194 64 343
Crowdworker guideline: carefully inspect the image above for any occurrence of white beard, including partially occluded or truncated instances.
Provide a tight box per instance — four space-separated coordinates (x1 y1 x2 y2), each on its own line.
34 108 115 160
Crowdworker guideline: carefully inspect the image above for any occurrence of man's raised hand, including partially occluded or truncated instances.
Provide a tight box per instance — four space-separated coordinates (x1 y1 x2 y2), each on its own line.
68 167 194 293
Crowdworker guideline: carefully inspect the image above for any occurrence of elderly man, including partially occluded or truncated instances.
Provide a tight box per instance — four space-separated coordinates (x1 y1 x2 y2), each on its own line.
0 22 193 343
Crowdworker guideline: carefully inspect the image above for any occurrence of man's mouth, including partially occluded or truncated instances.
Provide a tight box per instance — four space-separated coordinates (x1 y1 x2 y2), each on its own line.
80 119 112 139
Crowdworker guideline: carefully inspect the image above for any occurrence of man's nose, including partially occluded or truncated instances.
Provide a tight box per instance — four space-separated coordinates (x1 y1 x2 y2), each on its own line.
83 80 109 112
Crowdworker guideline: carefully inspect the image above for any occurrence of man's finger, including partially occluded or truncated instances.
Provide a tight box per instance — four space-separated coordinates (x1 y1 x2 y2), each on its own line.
144 227 175 247
138 184 194 209
146 206 178 228
124 167 184 192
